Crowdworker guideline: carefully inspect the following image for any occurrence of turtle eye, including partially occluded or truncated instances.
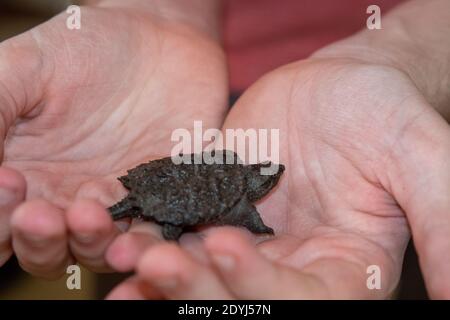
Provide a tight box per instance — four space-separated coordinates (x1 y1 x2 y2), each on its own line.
260 176 275 189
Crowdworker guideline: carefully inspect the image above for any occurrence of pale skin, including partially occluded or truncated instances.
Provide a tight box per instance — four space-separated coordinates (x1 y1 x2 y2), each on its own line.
107 58 450 300
0 0 449 299
0 1 228 276
107 0 450 299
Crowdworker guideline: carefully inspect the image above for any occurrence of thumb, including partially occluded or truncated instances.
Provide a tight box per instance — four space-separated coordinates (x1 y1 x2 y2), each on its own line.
0 31 49 265
0 33 48 157
388 107 450 298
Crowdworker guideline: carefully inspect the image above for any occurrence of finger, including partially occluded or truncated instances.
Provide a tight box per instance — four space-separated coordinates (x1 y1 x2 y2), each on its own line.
0 167 26 266
205 228 395 299
388 111 450 298
106 275 163 300
136 243 232 299
11 199 72 279
205 228 336 299
67 199 120 272
106 221 162 272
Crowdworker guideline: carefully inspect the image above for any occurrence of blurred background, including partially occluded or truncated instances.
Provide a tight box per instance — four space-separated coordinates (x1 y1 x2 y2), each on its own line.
0 0 428 300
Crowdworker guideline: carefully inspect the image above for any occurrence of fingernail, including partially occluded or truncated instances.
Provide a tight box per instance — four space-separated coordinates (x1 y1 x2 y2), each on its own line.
153 277 178 290
75 233 96 244
114 221 130 232
23 234 49 247
211 253 235 272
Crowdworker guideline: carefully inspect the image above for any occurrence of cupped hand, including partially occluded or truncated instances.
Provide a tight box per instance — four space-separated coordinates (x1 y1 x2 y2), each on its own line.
108 58 450 299
0 5 228 278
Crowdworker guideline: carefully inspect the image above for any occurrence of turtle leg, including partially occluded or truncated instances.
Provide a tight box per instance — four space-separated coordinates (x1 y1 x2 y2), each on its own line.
108 197 141 220
218 196 274 235
162 224 184 240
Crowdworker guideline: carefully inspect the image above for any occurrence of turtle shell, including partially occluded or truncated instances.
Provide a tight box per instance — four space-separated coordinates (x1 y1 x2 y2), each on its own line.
117 151 247 227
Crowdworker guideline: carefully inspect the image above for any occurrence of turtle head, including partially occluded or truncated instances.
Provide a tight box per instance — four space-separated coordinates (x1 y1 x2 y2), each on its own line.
246 162 285 202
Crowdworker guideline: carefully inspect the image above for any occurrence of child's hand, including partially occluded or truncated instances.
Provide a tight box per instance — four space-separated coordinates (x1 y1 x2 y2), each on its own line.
0 2 227 278
108 58 449 299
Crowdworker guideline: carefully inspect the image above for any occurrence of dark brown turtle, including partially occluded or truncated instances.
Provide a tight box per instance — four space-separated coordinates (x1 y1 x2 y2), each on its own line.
108 150 284 240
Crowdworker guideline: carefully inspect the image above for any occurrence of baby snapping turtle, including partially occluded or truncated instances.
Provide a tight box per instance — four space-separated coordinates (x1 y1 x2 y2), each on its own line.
108 150 284 240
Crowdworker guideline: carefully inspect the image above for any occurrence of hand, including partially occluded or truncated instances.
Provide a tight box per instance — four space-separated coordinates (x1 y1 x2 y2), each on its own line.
0 3 228 278
108 58 450 299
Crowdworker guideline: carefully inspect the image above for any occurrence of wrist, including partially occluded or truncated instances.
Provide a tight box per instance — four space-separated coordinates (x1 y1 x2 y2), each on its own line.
78 0 222 41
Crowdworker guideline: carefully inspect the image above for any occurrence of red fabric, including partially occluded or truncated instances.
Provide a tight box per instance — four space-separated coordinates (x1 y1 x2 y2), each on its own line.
223 0 406 92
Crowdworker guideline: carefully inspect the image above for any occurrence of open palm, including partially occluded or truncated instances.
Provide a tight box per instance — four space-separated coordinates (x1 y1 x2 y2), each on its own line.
111 58 450 299
0 6 227 276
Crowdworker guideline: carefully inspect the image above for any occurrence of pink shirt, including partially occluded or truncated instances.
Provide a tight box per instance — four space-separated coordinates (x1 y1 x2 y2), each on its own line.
224 0 406 91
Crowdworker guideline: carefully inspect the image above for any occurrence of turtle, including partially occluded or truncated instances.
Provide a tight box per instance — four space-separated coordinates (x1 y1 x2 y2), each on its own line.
108 150 285 240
